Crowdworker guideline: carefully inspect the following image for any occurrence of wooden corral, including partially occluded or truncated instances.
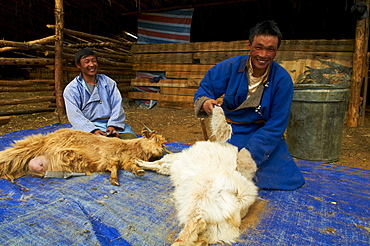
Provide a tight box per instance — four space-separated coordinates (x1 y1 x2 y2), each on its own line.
129 39 354 108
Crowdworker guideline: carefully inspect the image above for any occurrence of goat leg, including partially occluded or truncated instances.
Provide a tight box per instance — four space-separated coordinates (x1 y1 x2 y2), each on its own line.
109 162 120 186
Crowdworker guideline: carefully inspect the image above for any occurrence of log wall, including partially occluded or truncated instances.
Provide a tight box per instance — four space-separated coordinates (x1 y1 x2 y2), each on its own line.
129 39 355 108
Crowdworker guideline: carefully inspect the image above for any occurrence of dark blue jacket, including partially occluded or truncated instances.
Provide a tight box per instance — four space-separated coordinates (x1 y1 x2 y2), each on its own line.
194 55 305 190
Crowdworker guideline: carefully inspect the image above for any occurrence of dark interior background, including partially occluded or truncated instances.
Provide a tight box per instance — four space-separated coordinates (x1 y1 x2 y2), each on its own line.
0 0 360 42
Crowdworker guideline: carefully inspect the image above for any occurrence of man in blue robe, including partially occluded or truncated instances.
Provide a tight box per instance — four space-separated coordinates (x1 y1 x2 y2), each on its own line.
194 20 305 190
63 48 136 139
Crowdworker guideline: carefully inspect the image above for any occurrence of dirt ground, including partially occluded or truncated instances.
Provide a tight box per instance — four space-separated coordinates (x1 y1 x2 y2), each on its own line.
0 104 369 170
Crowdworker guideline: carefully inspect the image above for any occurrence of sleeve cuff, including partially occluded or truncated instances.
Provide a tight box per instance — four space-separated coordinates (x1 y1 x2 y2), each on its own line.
194 96 212 118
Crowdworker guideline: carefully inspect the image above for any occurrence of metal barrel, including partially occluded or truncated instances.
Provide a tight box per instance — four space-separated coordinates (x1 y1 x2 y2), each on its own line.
286 84 350 162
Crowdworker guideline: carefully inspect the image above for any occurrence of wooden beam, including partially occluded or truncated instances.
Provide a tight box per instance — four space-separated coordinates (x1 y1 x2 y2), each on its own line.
0 96 56 106
0 36 55 53
0 40 52 50
0 109 55 117
0 58 54 65
0 86 54 92
0 80 54 86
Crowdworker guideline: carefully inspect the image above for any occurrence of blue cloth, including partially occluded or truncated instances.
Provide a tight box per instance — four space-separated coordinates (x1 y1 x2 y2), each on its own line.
63 73 135 135
0 124 369 246
194 55 305 190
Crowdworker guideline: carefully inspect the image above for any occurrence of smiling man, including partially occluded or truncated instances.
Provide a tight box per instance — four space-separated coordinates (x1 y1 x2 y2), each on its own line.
194 20 305 190
63 48 136 139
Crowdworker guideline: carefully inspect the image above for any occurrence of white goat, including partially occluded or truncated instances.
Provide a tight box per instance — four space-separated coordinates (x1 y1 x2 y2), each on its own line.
138 106 258 245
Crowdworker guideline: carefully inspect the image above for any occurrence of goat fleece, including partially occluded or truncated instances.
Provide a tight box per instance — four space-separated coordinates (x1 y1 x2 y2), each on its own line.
138 106 258 245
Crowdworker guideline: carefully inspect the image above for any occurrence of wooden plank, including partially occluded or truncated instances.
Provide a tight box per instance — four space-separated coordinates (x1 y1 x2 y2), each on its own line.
281 58 352 84
279 39 354 52
133 64 213 72
131 78 188 88
133 53 194 64
131 78 201 88
187 78 202 87
128 92 193 102
166 71 206 79
157 101 194 109
161 87 197 95
133 50 353 66
193 51 353 65
0 116 10 126
132 40 354 54
118 86 134 93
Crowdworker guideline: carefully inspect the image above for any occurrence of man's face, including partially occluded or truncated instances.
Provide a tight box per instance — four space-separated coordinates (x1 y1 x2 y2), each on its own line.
76 55 98 78
248 35 279 76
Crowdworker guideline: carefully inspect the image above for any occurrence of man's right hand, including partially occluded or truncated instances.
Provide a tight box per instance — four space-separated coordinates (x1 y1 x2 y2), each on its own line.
202 99 221 115
92 129 105 135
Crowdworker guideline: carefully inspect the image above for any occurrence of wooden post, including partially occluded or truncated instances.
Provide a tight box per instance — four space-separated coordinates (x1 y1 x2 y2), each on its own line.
54 0 65 116
347 0 369 127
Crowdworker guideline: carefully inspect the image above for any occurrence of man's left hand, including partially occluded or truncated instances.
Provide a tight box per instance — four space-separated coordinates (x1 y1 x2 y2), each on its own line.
106 126 119 137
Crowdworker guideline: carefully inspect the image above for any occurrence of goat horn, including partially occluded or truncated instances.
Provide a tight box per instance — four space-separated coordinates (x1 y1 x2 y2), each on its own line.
142 123 153 132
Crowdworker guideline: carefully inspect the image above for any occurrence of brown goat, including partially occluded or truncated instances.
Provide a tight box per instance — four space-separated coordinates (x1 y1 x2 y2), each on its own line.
0 128 166 185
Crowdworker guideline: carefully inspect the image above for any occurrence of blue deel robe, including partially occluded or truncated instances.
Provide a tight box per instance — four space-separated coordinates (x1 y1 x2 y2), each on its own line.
63 73 135 135
194 55 305 190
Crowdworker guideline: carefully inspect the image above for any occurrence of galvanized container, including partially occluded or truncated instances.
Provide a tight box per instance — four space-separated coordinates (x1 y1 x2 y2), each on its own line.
286 84 350 162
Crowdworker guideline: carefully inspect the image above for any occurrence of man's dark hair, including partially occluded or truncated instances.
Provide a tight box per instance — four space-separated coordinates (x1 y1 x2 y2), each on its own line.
249 20 282 48
75 48 97 65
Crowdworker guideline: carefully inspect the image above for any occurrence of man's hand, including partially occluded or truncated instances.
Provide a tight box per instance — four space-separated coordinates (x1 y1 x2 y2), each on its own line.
92 129 105 136
106 126 119 137
202 99 221 115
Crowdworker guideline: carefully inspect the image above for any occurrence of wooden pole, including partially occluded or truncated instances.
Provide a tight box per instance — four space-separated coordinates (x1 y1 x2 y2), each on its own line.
359 52 369 126
54 0 65 116
359 7 369 126
347 0 369 127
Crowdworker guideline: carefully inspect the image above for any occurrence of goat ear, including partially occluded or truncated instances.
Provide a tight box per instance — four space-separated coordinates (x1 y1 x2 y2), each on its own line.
146 130 157 139
141 129 150 138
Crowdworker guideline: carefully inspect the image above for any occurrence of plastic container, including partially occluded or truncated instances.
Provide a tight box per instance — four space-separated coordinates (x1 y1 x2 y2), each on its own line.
286 84 350 162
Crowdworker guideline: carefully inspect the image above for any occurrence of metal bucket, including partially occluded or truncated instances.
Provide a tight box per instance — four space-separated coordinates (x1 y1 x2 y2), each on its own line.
286 84 350 162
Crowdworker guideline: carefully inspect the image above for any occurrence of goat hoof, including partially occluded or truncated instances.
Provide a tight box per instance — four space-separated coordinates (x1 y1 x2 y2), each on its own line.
110 179 120 186
133 169 146 177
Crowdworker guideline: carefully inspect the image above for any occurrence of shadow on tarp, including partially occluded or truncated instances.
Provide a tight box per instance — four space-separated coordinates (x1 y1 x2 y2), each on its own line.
0 124 369 246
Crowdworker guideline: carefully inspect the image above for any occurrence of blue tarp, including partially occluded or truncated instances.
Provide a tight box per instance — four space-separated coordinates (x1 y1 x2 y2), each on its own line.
0 124 369 245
